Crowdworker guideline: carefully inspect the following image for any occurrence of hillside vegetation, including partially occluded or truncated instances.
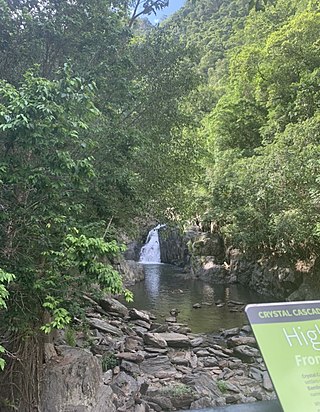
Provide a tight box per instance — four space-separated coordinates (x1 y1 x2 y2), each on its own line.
169 0 320 258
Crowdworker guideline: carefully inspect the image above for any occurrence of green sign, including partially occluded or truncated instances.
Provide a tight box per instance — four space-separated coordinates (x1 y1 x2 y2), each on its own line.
246 301 320 412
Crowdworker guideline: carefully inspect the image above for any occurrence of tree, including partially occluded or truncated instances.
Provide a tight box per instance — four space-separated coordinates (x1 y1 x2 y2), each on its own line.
0 68 131 409
201 5 320 257
129 0 169 27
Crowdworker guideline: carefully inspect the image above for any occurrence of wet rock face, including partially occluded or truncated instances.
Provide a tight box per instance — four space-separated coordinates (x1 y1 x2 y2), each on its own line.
40 295 277 412
158 226 191 266
158 225 226 269
229 252 303 299
123 241 143 261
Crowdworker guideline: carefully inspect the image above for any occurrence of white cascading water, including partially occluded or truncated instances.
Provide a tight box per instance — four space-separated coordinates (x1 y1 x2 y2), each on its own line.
139 224 165 263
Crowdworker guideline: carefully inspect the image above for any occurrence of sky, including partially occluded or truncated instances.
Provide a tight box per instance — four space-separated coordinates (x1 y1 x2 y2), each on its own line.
148 0 186 24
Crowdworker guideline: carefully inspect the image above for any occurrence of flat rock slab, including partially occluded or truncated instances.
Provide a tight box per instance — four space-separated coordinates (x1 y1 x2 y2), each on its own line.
140 355 177 378
233 345 260 363
129 308 150 323
117 351 145 363
227 336 257 348
99 296 129 317
143 332 168 348
88 317 123 336
176 399 282 412
156 332 191 348
181 371 221 398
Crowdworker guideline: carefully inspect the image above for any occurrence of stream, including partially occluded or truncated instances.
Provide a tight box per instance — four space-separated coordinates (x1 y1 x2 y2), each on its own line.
127 263 266 334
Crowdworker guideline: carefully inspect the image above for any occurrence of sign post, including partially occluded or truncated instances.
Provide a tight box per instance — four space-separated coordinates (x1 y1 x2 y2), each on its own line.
246 301 320 412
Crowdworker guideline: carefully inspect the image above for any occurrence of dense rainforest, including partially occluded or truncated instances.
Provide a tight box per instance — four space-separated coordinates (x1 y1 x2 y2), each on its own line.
0 0 319 409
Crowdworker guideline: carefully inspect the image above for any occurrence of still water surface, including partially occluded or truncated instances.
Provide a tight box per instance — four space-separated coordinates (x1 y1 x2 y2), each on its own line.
128 264 267 333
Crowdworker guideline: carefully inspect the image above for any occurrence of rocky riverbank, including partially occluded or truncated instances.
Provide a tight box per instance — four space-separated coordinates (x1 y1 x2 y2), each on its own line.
40 295 276 412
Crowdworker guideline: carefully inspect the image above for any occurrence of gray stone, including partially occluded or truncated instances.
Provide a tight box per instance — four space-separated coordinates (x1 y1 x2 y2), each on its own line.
241 325 252 334
176 365 192 374
220 368 234 380
170 390 195 410
226 394 241 404
132 319 151 329
144 347 168 355
102 370 113 384
125 336 144 351
249 367 262 382
134 402 148 412
190 336 205 347
111 371 140 409
208 347 230 358
165 316 177 323
40 346 116 412
203 356 219 367
121 360 141 375
99 296 129 317
181 371 221 398
154 369 179 379
88 317 123 336
224 382 240 393
146 396 173 411
150 323 169 333
117 351 145 363
194 349 210 357
145 401 162 412
156 332 191 348
118 258 145 286
158 225 191 266
251 390 264 400
262 371 274 391
171 356 189 366
140 356 176 377
130 308 151 323
133 326 149 336
227 336 257 348
174 326 192 334
191 396 216 409
222 327 240 338
143 333 168 349
233 345 260 363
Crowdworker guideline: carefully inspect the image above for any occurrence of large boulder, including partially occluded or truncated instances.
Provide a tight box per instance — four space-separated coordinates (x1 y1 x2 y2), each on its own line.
288 257 320 301
191 256 227 282
99 296 129 317
249 257 303 299
40 346 116 412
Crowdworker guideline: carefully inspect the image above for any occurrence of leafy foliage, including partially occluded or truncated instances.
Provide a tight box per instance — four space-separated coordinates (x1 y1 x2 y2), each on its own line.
1 0 320 399
0 4 200 396
0 69 131 337
198 1 320 257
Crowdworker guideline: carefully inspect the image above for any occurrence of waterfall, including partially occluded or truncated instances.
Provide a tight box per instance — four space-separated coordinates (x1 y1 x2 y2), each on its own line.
139 224 165 263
